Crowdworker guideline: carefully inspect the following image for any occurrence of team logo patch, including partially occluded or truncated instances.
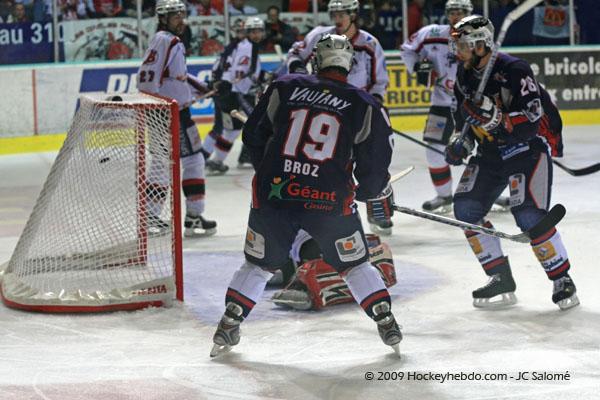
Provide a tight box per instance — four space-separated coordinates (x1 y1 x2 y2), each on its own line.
508 173 526 207
455 165 478 194
468 236 483 254
534 242 557 262
335 231 366 263
244 228 265 259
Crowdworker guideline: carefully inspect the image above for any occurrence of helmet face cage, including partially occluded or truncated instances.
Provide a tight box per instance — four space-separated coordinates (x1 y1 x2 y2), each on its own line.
314 34 354 74
156 0 186 15
445 0 473 16
451 15 494 54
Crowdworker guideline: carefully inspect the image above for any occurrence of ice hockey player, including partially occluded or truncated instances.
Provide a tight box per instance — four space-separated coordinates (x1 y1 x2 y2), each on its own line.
400 0 472 213
137 0 217 237
200 19 246 174
271 234 398 311
204 16 264 175
210 34 402 357
286 0 392 234
446 15 578 310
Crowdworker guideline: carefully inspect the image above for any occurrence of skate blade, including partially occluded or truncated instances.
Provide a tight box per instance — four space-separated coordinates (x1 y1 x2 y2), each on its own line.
184 227 217 238
206 169 228 176
423 205 453 215
210 343 232 358
557 294 580 310
237 163 253 170
391 343 401 358
369 224 392 236
489 204 511 213
473 292 517 309
148 227 169 237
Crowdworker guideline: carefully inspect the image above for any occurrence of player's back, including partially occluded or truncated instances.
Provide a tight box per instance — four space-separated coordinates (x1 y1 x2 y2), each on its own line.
248 73 389 216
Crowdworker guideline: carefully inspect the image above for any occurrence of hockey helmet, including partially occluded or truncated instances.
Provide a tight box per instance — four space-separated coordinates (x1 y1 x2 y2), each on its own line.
451 15 495 53
445 0 473 15
314 34 354 73
328 0 359 13
244 16 265 31
155 0 185 15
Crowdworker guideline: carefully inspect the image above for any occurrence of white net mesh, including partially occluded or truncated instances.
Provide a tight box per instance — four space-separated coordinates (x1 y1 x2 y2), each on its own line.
1 93 181 312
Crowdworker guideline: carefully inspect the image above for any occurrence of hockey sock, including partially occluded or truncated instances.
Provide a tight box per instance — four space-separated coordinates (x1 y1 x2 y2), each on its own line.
530 227 571 280
225 261 274 320
465 220 510 276
181 153 205 215
213 129 242 162
343 261 392 321
201 130 219 155
426 145 452 197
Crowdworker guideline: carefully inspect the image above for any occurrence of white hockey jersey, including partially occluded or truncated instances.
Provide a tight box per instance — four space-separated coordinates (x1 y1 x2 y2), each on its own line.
400 24 457 108
220 38 261 95
287 25 388 98
137 30 205 109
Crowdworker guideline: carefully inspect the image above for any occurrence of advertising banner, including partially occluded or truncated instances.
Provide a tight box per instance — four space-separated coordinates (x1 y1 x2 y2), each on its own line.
0 22 59 64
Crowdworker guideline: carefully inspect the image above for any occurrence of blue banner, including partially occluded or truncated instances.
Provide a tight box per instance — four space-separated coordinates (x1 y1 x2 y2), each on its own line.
0 22 63 64
77 61 281 119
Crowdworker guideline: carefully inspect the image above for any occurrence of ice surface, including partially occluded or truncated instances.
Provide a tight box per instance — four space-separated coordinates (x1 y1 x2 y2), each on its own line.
1 126 599 399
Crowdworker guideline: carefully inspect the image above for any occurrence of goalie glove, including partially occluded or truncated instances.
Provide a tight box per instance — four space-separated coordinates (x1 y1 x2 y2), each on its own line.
445 131 474 166
414 59 434 86
366 183 394 224
461 95 504 134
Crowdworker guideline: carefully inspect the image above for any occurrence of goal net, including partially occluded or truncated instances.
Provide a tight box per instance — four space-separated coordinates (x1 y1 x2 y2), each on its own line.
0 93 183 312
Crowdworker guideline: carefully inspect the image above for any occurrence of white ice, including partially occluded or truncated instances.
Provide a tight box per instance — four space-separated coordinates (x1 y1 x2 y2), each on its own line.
1 126 599 400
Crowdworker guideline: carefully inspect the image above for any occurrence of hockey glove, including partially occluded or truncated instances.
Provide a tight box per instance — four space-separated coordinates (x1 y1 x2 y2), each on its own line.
445 132 474 166
289 60 308 74
461 95 503 134
366 183 394 224
414 59 434 86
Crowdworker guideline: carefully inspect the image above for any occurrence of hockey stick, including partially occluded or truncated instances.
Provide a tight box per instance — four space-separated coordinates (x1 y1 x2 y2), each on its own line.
552 160 600 177
394 129 600 177
230 109 248 123
393 203 565 243
390 166 414 183
454 0 543 144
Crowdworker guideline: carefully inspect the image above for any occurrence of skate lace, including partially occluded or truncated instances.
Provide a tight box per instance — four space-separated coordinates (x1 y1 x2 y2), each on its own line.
553 277 570 293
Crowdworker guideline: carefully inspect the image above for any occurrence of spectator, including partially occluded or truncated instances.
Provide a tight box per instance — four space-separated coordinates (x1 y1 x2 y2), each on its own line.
31 0 51 21
408 0 425 36
88 0 123 18
187 0 220 16
228 0 256 16
59 0 87 20
12 2 28 21
0 0 14 22
532 0 570 45
123 0 155 17
263 5 296 52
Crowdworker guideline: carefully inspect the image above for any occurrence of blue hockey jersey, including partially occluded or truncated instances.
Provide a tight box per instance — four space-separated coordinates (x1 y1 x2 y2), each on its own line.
243 73 393 215
454 52 563 157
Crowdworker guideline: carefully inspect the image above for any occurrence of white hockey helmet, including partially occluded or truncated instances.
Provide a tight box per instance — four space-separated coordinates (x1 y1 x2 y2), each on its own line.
328 0 359 13
314 34 354 73
244 16 265 31
155 0 185 15
451 15 495 51
445 0 473 15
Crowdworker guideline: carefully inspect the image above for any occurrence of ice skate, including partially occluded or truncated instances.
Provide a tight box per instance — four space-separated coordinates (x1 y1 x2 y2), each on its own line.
422 195 452 214
206 159 229 176
147 214 170 236
210 303 243 357
237 145 253 169
184 214 217 238
472 271 517 308
372 302 402 357
552 274 580 310
369 220 393 236
490 196 511 213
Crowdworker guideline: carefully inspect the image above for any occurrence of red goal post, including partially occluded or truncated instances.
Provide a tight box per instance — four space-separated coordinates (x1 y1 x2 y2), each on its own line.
0 93 183 312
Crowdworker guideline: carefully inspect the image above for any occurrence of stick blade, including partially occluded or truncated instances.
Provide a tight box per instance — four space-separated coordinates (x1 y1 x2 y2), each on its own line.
526 203 566 240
